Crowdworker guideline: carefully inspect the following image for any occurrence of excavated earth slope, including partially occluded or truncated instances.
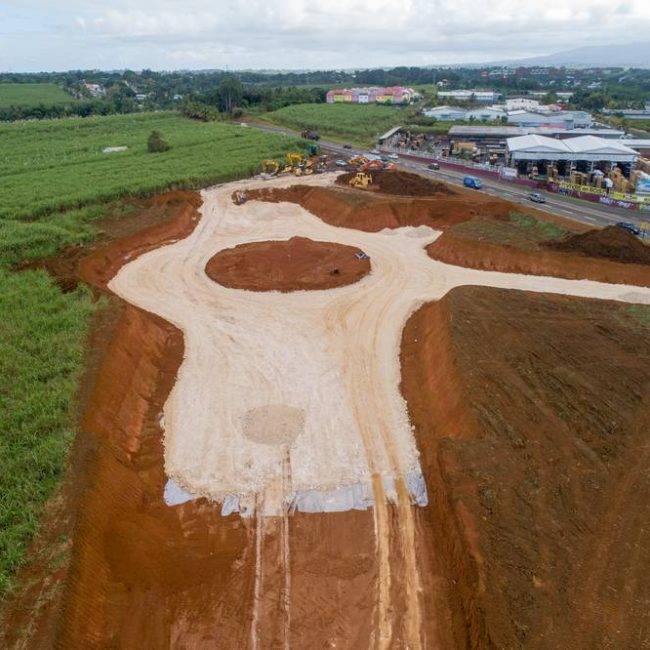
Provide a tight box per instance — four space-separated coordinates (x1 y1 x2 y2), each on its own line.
401 287 650 648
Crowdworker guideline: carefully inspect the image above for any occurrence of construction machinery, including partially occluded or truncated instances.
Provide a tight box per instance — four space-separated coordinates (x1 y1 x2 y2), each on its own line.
261 159 280 175
285 152 304 167
349 155 369 167
361 159 384 172
349 172 373 190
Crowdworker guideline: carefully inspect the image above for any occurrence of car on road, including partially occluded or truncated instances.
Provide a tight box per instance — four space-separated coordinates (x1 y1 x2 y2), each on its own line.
463 175 482 190
335 159 348 167
615 221 641 237
528 192 546 204
427 162 440 170
343 143 352 149
387 153 399 160
370 149 380 155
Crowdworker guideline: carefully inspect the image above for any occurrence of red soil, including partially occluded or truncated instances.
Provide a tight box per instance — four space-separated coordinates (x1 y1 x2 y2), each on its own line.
401 286 650 648
246 183 521 232
1 191 390 649
336 169 455 196
545 225 650 265
427 232 650 286
206 236 370 292
4 177 648 647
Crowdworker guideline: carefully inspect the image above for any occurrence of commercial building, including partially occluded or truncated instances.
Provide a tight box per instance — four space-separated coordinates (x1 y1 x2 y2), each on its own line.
506 110 592 129
506 134 638 177
601 103 650 120
448 125 625 141
326 87 416 105
423 106 507 122
436 89 500 103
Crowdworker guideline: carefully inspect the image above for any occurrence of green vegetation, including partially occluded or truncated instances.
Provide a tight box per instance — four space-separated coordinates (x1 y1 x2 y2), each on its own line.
147 130 170 153
0 111 305 220
0 269 97 594
0 110 303 597
451 212 568 251
261 103 404 146
0 83 73 108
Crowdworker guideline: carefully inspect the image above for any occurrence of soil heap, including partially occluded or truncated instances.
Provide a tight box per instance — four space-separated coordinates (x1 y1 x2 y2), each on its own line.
205 236 370 292
546 225 650 265
336 170 454 197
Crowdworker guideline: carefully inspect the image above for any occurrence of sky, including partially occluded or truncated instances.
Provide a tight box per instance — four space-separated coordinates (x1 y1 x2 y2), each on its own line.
1 1 649 72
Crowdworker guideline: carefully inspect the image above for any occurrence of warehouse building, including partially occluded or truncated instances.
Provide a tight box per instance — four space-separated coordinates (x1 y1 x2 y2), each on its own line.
506 134 638 177
506 109 592 129
436 89 500 103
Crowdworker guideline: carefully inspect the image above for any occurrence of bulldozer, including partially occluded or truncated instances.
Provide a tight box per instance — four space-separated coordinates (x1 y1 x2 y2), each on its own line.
261 159 280 175
349 172 373 190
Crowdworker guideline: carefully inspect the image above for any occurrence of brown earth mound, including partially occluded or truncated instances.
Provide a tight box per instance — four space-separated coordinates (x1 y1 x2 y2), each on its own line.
336 169 455 197
427 231 650 286
545 225 650 265
401 286 650 648
205 236 370 292
246 184 516 233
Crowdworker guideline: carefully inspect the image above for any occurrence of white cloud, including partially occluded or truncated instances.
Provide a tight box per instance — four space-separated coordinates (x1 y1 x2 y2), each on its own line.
1 0 649 70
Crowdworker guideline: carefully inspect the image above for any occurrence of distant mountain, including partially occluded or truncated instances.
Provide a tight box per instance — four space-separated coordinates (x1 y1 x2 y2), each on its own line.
490 42 650 68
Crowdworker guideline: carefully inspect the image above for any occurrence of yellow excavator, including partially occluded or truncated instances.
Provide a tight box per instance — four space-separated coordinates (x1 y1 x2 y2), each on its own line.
261 159 280 175
285 151 304 167
349 172 373 190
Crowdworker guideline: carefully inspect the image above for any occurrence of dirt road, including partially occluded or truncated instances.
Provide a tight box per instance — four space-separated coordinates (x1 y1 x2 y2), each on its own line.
105 172 650 647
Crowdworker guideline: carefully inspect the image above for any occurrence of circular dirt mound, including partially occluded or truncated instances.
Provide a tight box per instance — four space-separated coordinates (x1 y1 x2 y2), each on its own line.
546 226 650 265
337 169 454 197
205 236 371 292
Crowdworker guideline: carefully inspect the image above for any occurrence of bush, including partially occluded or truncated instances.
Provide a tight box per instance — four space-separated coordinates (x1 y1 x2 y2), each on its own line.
147 130 170 153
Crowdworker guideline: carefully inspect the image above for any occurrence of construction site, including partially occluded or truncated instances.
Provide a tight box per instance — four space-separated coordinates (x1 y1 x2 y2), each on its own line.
3 163 649 649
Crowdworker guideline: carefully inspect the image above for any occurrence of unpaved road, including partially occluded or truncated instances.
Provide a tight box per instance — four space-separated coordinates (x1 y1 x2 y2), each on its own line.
108 172 650 647
110 172 650 513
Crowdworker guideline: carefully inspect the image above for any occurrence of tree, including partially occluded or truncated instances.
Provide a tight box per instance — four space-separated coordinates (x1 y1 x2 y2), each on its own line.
147 130 170 153
216 74 244 113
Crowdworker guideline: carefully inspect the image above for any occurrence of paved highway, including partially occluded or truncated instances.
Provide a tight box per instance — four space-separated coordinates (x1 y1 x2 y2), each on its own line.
239 120 647 231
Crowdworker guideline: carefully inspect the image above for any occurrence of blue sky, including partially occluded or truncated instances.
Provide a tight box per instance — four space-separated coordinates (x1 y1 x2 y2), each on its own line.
1 1 649 72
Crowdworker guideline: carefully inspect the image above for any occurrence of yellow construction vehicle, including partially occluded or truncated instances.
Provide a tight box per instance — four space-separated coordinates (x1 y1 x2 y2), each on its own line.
261 159 280 175
349 172 373 189
349 155 369 167
285 151 304 167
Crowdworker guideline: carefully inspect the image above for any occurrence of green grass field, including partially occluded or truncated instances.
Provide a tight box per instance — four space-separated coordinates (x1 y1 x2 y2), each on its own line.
0 111 305 220
261 102 405 146
0 110 303 597
0 83 73 108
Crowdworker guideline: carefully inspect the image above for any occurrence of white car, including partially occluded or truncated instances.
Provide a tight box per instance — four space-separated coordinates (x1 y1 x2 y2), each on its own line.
335 159 348 167
388 153 399 160
370 149 380 155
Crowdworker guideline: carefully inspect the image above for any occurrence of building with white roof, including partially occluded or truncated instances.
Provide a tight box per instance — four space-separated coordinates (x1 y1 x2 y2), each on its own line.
506 134 638 177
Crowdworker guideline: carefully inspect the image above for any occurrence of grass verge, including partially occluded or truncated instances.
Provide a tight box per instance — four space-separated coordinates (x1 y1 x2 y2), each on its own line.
450 211 568 251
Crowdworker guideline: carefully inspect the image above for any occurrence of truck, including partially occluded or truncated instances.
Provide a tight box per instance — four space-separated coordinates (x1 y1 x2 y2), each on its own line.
463 176 482 190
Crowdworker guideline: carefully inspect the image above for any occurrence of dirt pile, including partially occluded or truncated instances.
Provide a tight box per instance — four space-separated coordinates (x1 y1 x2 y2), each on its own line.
336 170 455 197
545 225 650 265
246 184 514 233
205 236 370 292
401 286 650 648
